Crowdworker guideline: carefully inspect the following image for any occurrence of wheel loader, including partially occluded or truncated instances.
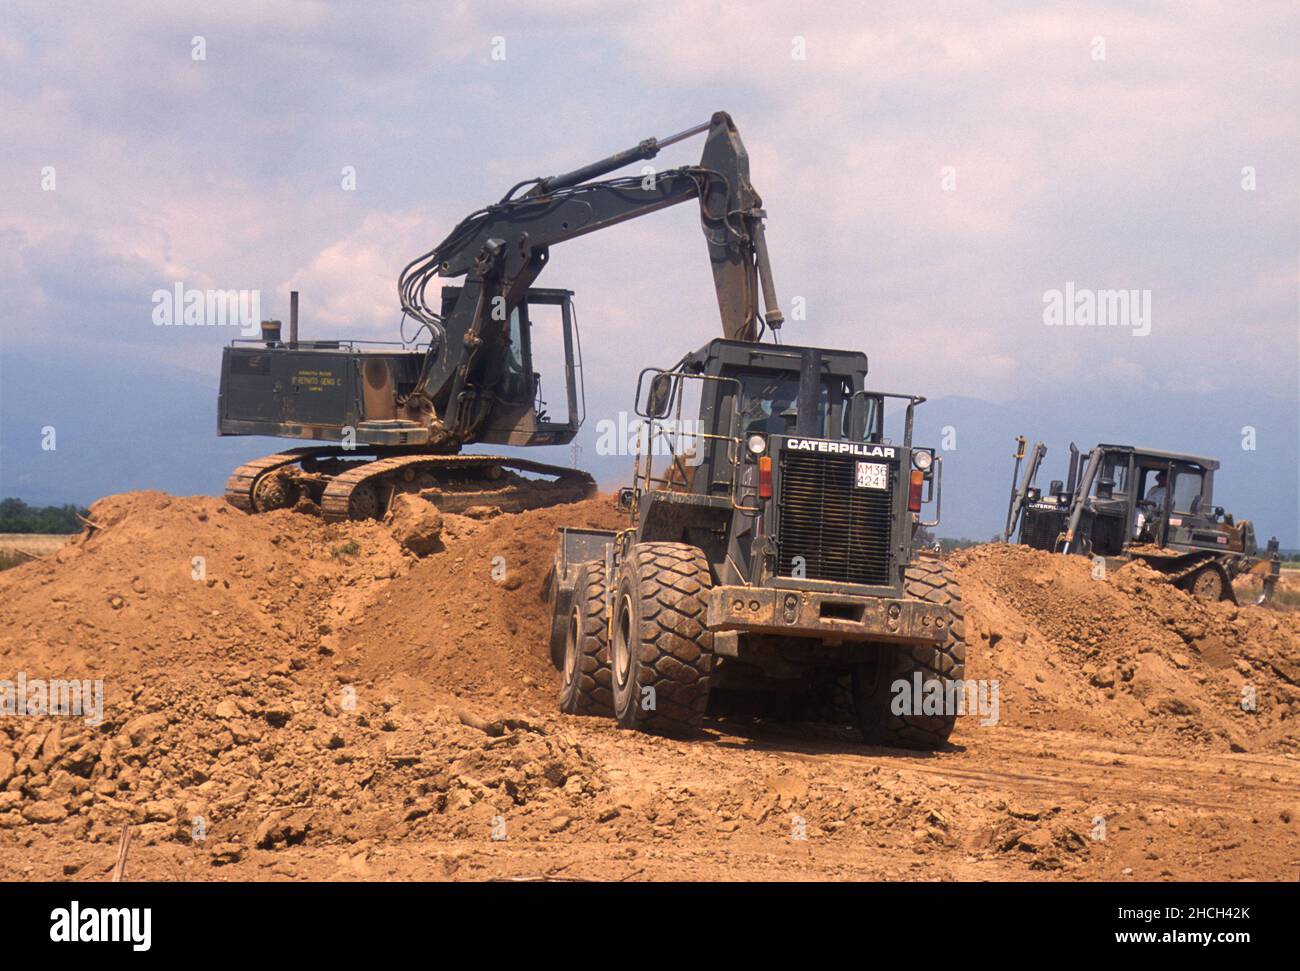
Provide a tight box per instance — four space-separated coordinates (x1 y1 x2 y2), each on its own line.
1004 438 1281 603
546 340 967 750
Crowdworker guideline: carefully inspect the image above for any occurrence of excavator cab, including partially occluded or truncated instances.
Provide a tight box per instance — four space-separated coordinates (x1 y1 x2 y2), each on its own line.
436 286 585 448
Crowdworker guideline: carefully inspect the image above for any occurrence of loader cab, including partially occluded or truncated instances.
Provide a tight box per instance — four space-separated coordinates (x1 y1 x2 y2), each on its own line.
630 339 939 591
632 339 870 498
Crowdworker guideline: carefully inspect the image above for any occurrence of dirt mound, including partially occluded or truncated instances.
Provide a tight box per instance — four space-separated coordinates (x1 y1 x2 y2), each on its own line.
0 492 621 864
1 491 1296 880
951 544 1299 753
0 490 411 685
338 497 625 707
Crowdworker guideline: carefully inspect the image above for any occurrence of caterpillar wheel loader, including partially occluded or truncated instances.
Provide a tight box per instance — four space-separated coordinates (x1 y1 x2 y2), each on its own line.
1004 438 1281 604
546 340 966 750
217 112 784 521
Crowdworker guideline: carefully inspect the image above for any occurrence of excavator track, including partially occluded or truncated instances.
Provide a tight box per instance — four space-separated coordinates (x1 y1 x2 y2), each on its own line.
319 454 596 522
224 447 343 512
226 449 596 522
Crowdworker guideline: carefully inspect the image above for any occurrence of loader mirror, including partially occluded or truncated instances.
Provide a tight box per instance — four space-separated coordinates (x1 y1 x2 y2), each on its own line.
617 487 636 511
645 373 674 419
1049 480 1064 496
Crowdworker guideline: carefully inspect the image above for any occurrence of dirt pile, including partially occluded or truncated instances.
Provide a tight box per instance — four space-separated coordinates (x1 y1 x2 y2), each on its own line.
952 544 1299 752
0 492 621 869
0 492 1296 880
0 490 407 684
339 498 625 703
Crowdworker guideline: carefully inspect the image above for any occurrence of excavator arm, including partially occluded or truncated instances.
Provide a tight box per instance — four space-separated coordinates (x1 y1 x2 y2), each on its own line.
396 111 783 443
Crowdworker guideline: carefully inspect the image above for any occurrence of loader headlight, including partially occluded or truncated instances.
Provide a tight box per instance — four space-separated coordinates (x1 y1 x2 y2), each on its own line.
911 450 934 471
746 434 767 456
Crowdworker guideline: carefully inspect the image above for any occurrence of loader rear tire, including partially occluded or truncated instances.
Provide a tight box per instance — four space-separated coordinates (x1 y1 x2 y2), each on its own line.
611 542 714 737
855 561 966 750
558 561 613 717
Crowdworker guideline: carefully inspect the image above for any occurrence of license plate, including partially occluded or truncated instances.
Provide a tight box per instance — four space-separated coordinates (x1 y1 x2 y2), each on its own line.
855 461 889 490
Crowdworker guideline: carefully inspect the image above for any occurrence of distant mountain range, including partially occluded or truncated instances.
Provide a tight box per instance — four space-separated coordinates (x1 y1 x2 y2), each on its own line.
3 344 1295 546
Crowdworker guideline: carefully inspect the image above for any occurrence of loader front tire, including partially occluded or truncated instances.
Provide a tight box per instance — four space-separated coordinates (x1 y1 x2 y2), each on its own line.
558 561 613 717
855 561 966 750
611 542 714 737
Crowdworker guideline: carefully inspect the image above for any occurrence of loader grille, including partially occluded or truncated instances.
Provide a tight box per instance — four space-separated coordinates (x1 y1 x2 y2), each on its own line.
776 450 895 585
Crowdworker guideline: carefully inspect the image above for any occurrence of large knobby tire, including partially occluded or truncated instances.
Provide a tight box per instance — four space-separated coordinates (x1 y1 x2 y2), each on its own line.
557 561 613 717
854 560 966 750
611 543 714 737
802 672 857 728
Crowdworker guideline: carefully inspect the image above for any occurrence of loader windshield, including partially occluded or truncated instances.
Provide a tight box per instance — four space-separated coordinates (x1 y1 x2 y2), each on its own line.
734 371 845 438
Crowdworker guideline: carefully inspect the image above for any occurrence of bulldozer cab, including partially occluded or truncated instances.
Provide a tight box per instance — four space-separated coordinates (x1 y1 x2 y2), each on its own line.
1079 446 1221 553
1013 442 1241 557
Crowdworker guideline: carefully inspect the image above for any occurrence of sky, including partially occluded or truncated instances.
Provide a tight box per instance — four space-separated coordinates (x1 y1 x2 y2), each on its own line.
1 0 1297 543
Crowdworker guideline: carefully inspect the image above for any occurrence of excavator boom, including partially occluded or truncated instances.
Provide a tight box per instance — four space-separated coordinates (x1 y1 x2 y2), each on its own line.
396 112 783 443
218 112 782 520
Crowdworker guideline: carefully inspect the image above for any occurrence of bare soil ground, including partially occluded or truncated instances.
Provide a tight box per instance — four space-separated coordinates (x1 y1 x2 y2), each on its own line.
0 492 1296 881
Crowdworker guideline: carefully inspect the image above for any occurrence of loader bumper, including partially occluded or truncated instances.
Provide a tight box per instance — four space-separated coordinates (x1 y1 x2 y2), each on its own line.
706 585 949 644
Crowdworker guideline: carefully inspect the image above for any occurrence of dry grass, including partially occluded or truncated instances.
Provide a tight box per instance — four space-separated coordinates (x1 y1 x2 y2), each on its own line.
0 533 70 555
0 533 71 571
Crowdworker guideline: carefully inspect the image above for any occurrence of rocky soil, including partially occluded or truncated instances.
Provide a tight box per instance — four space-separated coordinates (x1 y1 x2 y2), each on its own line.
0 491 1295 881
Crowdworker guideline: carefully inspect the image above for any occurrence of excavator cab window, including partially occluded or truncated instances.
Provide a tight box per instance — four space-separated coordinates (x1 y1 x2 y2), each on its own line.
497 304 531 403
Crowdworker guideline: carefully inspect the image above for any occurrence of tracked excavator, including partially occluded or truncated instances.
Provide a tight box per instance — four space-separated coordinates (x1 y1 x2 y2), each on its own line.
219 112 785 521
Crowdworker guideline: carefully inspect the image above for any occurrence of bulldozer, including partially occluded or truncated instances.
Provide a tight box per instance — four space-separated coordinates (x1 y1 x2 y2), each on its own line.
1004 438 1281 603
217 112 784 520
546 341 966 750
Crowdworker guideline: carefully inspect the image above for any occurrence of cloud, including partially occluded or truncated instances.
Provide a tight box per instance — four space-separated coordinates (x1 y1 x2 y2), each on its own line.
0 2 1295 533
